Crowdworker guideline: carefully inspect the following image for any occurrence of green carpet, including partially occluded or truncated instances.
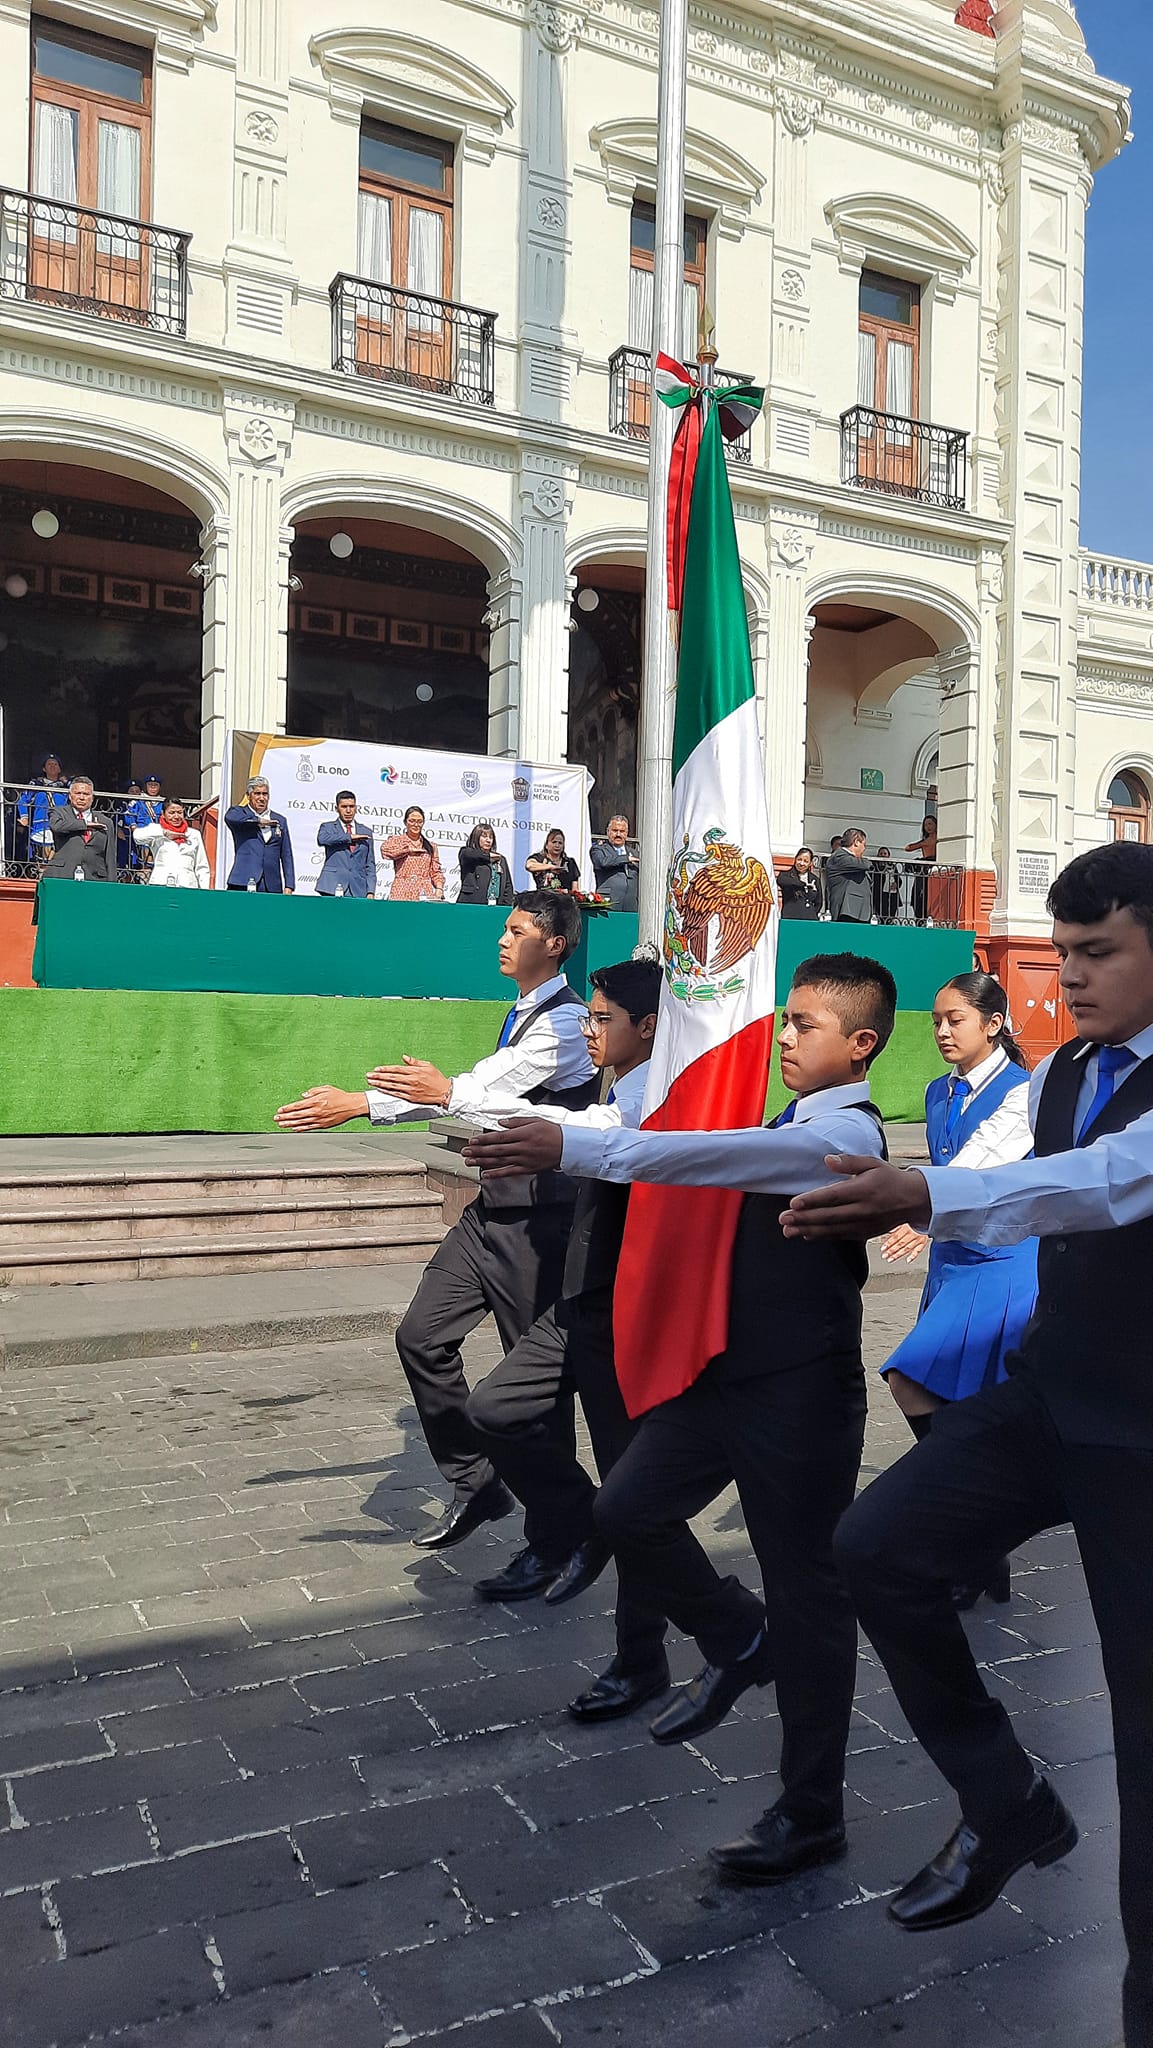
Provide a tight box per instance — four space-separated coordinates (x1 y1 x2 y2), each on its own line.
0 989 943 1134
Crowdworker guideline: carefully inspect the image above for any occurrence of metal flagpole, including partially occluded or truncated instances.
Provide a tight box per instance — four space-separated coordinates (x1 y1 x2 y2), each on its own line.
636 0 688 946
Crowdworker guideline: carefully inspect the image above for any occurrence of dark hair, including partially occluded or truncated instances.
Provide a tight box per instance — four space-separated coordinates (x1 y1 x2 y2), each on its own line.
466 821 498 851
512 887 581 961
791 952 897 1066
793 847 815 866
161 797 185 816
590 958 662 1023
403 805 434 857
842 826 867 847
335 789 356 805
544 828 566 850
1047 843 1153 952
937 970 1027 1068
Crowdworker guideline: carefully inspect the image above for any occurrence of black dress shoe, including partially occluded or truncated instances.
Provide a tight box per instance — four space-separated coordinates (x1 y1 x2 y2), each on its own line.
953 1558 1012 1611
475 1547 564 1602
544 1535 613 1607
568 1658 671 1723
888 1777 1078 1932
649 1630 773 1746
709 1808 848 1886
412 1478 515 1551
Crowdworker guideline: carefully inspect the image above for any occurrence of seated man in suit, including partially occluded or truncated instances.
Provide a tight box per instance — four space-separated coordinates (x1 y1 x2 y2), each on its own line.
41 776 115 883
225 777 294 893
315 791 375 898
825 828 873 923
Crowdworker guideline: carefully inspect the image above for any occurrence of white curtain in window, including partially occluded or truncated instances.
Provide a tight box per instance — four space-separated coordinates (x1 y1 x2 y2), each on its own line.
682 280 700 360
33 101 78 249
407 206 444 335
628 263 653 351
857 329 876 410
356 190 392 284
97 122 141 255
885 339 914 421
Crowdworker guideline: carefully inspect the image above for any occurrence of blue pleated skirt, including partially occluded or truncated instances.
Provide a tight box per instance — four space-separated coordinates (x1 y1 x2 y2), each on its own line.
881 1238 1039 1403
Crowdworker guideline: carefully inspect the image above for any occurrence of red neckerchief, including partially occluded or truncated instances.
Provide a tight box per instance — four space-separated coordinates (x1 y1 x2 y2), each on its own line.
164 821 189 841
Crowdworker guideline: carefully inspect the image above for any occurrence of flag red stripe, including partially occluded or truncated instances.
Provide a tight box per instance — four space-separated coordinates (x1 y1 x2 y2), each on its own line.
612 1016 773 1418
666 401 702 623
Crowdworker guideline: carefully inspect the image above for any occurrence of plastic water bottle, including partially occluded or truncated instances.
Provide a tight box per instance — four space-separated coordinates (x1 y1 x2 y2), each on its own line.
73 866 85 882
247 879 257 892
336 885 345 898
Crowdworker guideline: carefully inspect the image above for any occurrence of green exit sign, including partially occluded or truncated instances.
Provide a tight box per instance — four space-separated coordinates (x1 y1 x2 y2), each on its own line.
860 767 884 792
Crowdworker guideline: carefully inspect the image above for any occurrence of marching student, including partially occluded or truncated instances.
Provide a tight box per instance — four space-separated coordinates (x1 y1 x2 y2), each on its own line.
275 892 597 1551
463 958 673 1725
879 971 1036 1608
469 954 894 1881
782 843 1153 2048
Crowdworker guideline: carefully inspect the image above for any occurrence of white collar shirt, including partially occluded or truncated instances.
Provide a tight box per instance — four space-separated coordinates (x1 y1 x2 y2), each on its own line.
366 972 595 1126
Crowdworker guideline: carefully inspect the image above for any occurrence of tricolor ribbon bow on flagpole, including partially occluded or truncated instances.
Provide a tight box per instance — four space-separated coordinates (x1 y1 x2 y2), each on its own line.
654 352 765 631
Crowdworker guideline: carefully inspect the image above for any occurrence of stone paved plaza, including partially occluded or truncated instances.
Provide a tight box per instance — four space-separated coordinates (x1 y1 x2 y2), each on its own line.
0 1286 1121 2047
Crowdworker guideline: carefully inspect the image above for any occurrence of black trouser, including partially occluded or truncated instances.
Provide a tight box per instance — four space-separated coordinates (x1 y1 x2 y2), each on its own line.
835 1374 1153 2048
467 1295 668 1674
394 1191 575 1501
596 1353 867 1826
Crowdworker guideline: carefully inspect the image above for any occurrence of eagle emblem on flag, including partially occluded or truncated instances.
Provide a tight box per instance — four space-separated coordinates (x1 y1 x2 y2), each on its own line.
662 826 775 1002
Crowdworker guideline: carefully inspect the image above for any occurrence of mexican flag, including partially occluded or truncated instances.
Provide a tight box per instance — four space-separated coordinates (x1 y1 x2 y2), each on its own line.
613 383 778 1419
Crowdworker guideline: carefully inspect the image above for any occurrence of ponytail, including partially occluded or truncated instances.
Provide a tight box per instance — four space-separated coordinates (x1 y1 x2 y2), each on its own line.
939 971 1028 1068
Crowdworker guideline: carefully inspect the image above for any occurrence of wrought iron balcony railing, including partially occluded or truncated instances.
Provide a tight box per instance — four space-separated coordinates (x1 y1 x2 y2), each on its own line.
330 275 496 405
841 405 968 511
811 854 965 930
0 189 189 335
608 346 753 463
1 782 203 882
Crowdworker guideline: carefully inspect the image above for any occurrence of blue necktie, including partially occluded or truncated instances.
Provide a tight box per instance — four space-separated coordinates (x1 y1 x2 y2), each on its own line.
496 1006 518 1050
1076 1044 1136 1146
606 1085 617 1105
943 1075 971 1156
775 1099 797 1126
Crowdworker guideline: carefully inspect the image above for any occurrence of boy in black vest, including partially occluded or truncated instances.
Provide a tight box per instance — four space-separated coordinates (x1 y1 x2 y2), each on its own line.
464 957 674 1721
784 843 1153 2048
470 954 895 1881
276 892 597 1551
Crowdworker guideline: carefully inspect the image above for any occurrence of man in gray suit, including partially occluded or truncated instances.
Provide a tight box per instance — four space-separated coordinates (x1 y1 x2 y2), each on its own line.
824 827 873 923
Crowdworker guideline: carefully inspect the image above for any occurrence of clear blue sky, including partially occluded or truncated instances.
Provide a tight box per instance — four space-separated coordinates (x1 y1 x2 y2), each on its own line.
1078 0 1152 560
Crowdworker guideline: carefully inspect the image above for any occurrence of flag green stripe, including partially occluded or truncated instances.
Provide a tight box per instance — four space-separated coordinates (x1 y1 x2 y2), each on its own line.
672 403 755 778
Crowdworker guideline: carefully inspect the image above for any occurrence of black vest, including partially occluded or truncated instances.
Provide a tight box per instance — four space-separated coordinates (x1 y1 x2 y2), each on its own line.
477 983 599 1213
1011 1040 1153 1446
719 1102 888 1378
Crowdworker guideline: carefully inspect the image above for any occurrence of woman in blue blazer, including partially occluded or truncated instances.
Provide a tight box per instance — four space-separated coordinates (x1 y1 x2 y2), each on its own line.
880 971 1037 1606
315 792 376 898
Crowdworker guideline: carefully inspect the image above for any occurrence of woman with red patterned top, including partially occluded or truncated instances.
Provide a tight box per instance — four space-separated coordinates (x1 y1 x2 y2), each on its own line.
381 806 445 901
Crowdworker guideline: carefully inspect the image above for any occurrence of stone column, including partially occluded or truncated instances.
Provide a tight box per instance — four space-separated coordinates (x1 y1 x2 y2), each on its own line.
485 570 522 759
764 508 818 854
226 0 295 356
217 391 295 753
199 514 231 796
515 455 577 763
518 4 583 421
935 642 980 870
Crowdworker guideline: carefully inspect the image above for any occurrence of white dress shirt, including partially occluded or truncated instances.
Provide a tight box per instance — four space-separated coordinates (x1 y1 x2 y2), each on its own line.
924 1017 1153 1245
560 1079 884 1193
366 973 594 1125
942 1047 1033 1171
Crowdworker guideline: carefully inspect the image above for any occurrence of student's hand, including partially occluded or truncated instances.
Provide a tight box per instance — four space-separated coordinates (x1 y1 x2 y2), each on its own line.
463 1119 565 1177
274 1086 368 1130
880 1223 930 1264
781 1160 932 1240
365 1057 452 1107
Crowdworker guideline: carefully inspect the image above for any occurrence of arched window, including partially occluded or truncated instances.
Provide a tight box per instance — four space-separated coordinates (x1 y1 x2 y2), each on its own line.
1108 770 1151 844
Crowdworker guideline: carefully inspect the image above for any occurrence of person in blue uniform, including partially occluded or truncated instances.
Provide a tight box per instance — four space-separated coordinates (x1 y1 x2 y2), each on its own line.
878 973 1037 1607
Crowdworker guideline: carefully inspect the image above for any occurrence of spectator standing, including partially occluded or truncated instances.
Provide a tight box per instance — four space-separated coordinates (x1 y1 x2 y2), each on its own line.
224 776 295 893
41 776 115 882
906 815 939 923
316 792 376 899
872 847 902 923
458 821 514 906
777 847 823 921
381 806 444 901
527 827 580 894
16 755 68 864
825 827 873 923
133 798 211 888
123 774 164 873
828 834 843 856
590 814 640 912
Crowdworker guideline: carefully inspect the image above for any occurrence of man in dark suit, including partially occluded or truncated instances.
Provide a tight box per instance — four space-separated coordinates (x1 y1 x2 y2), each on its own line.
824 828 873 923
225 777 295 893
315 791 375 898
591 815 640 912
783 842 1153 2048
41 776 115 882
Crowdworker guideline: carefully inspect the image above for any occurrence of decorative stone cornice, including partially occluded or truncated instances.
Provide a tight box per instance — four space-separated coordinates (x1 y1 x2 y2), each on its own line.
588 117 765 239
824 193 976 303
308 31 514 157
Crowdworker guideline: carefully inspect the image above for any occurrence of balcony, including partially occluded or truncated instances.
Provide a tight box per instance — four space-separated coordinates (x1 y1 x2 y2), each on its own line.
1082 552 1153 613
608 346 753 463
840 406 968 512
0 189 188 336
330 275 496 406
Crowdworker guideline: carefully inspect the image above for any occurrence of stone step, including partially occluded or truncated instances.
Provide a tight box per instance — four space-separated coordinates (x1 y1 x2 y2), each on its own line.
0 1191 443 1249
0 1158 429 1210
0 1221 445 1287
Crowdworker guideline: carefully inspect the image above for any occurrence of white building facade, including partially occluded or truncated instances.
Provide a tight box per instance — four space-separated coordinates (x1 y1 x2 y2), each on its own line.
0 0 1144 1046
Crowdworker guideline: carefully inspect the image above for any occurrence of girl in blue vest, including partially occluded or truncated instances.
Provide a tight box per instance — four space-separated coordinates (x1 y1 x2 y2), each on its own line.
881 972 1037 1606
